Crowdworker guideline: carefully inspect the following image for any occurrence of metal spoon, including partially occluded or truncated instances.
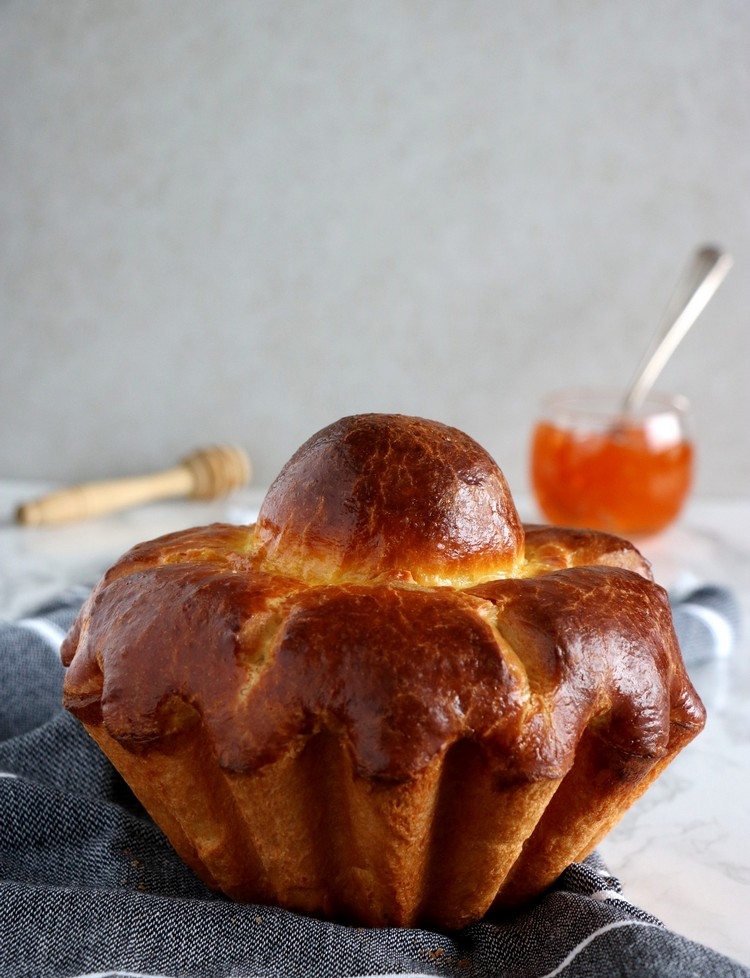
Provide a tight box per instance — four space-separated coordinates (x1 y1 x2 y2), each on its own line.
622 245 733 413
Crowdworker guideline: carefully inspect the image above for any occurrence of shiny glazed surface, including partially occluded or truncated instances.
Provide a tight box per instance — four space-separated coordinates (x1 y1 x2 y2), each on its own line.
63 415 704 783
256 413 524 587
62 520 704 780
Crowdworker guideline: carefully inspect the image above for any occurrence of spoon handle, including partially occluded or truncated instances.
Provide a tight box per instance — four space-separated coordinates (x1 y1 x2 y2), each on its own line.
622 245 733 413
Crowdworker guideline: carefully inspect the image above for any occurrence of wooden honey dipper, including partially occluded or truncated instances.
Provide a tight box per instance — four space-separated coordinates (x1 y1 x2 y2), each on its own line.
15 445 252 526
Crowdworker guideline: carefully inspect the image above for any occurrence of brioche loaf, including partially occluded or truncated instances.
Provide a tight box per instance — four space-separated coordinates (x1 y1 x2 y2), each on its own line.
61 413 705 929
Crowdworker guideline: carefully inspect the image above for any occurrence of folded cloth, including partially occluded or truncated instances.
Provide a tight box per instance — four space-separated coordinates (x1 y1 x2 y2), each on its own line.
670 583 742 665
1 588 747 978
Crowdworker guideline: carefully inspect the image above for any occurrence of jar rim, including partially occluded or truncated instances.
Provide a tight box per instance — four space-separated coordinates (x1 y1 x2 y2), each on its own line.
538 387 690 423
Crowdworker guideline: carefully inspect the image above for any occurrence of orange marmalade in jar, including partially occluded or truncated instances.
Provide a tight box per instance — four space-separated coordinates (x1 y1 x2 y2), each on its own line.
530 389 693 537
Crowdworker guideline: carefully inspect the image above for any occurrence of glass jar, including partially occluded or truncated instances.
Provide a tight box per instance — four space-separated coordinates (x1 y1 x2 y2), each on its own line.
530 388 694 537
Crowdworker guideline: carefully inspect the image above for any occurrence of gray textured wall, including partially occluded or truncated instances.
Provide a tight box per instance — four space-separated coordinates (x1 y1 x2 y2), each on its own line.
2 1 748 502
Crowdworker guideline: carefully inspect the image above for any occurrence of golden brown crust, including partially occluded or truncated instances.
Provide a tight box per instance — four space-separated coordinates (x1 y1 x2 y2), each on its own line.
60 413 706 929
63 542 698 781
255 414 525 586
522 523 655 577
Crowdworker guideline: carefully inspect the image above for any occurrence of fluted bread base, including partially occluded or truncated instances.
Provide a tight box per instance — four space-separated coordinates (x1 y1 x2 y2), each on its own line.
81 716 671 930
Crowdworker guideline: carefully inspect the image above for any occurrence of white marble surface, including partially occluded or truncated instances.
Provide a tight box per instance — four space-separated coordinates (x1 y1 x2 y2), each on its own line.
1 481 748 967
